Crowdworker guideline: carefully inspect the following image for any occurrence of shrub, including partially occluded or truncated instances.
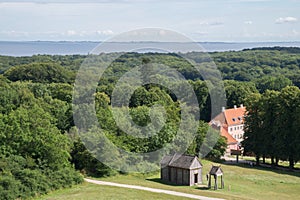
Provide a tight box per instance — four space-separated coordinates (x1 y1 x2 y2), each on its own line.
0 174 23 200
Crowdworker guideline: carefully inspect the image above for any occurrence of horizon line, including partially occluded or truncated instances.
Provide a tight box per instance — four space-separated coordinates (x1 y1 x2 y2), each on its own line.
1 40 300 43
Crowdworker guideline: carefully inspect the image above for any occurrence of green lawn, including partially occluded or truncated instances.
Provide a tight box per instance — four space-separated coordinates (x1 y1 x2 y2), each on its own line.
95 160 300 200
241 156 300 169
36 182 192 200
38 160 300 200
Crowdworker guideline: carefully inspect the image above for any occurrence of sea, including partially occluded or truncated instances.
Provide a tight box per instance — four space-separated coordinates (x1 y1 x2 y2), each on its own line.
1 41 300 56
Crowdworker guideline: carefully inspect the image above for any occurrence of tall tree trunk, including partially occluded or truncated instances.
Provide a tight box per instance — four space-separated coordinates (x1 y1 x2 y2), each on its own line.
256 155 260 166
262 155 266 164
271 156 275 168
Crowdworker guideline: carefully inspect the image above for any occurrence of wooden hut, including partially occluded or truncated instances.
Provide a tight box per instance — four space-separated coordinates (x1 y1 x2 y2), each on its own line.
160 154 202 186
207 165 224 190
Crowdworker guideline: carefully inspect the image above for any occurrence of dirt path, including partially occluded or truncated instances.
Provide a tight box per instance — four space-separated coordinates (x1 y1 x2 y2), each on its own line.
84 178 224 200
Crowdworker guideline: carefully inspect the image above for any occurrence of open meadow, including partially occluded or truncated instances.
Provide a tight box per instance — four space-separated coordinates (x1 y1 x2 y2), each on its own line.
38 160 300 200
36 182 192 200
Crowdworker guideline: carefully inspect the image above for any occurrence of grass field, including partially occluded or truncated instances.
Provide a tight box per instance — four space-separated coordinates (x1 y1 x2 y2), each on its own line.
36 182 192 200
38 160 300 200
241 156 300 169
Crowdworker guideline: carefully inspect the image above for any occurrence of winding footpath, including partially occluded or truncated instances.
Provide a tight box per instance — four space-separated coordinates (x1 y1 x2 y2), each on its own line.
84 178 224 200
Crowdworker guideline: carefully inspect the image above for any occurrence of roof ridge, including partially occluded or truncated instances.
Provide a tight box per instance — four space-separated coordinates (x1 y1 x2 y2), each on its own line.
222 111 228 125
168 153 181 165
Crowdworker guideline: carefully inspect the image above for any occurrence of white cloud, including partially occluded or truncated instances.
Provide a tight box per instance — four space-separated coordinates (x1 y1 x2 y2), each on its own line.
198 20 224 26
0 29 115 39
244 21 253 25
0 30 29 36
66 30 77 36
62 30 114 37
96 30 114 36
193 31 209 36
279 29 300 37
275 17 298 24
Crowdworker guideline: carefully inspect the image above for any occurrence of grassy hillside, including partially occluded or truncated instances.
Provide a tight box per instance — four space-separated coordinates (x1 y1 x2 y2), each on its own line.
36 182 192 200
38 160 300 200
95 160 300 200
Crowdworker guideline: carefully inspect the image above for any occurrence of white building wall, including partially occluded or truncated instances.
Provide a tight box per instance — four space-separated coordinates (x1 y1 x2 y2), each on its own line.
228 124 244 143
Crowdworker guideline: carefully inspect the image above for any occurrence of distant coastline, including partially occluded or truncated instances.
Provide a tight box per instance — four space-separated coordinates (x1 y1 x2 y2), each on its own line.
1 41 300 56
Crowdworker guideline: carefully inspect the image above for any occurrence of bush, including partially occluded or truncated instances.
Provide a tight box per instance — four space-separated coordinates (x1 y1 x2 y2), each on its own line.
0 155 83 199
14 169 50 197
0 174 23 200
47 168 84 190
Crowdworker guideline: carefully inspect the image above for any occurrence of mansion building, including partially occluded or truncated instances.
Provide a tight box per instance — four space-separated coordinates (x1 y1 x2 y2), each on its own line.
209 105 246 154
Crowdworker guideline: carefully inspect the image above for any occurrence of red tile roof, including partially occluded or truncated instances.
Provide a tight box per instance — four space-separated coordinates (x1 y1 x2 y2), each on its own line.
209 105 246 145
224 107 246 126
220 127 237 144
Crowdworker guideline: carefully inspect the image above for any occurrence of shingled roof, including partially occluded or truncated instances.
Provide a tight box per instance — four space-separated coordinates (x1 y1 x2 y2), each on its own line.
209 166 223 175
160 154 202 169
160 155 173 167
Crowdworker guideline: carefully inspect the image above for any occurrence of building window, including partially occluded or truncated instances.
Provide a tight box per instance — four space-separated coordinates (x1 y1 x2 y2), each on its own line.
230 128 233 132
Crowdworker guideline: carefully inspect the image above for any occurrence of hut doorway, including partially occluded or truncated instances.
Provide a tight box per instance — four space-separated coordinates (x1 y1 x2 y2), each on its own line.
194 174 198 184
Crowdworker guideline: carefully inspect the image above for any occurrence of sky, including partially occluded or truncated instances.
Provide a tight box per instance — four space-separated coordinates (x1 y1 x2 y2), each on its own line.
0 0 299 42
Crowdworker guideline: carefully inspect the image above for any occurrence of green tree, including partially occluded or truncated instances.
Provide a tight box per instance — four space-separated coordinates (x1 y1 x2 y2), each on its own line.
0 105 71 169
275 86 300 169
4 62 74 83
255 75 293 93
243 93 263 165
260 90 280 166
224 80 258 108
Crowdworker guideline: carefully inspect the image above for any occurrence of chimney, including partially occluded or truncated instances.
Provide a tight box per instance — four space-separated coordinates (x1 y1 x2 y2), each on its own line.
222 107 225 112
240 104 244 108
234 105 237 109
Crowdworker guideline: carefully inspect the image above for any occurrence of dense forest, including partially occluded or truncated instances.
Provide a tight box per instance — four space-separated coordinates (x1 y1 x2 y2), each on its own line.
243 86 300 169
0 47 300 199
